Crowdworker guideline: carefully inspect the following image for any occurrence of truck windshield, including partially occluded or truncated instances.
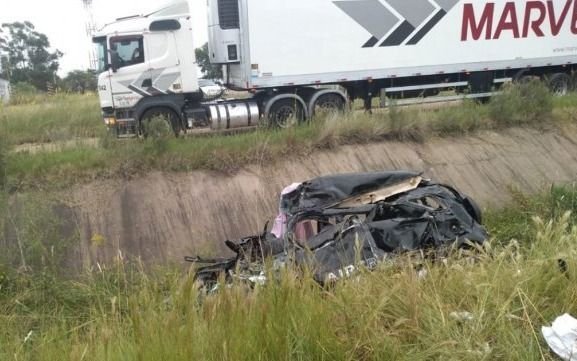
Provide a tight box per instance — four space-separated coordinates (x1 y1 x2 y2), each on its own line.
92 37 108 73
109 36 145 69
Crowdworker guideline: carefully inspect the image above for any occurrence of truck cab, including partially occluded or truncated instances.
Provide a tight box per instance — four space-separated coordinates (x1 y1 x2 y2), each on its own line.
93 2 202 136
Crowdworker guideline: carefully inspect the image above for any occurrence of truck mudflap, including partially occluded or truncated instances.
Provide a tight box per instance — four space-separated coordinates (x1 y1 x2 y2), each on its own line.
187 171 488 288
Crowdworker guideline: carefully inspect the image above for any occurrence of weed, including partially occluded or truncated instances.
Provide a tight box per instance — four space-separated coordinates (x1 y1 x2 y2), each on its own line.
387 103 426 142
0 134 7 190
489 80 554 127
1 189 577 360
433 99 487 135
143 116 173 155
7 82 40 106
1 93 103 145
485 184 577 243
3 86 577 191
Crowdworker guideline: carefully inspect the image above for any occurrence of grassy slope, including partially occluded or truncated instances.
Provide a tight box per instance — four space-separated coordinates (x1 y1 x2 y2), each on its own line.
0 94 104 145
2 84 577 191
0 187 576 360
1 86 577 360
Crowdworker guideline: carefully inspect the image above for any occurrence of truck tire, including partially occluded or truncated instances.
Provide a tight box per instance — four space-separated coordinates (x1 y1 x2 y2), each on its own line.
513 69 531 84
548 73 571 96
313 93 346 116
267 99 305 128
140 108 181 137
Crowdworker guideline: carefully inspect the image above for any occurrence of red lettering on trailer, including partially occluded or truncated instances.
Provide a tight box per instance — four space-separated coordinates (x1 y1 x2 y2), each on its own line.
462 0 577 40
494 3 520 38
462 3 494 40
572 0 577 33
548 0 573 35
523 1 546 37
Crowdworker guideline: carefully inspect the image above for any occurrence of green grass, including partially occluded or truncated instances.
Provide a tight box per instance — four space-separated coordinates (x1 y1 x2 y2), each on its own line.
0 93 104 145
485 184 577 242
553 91 577 108
2 83 577 360
1 187 576 360
2 82 577 191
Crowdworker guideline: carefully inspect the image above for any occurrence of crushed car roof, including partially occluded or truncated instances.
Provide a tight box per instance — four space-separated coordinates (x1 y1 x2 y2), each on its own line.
284 171 423 213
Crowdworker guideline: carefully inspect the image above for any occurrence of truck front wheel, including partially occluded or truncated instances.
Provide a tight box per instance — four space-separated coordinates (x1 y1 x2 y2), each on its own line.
267 99 305 128
140 108 181 137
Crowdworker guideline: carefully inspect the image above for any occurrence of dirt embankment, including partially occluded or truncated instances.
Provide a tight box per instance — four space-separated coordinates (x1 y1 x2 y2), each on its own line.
55 125 577 267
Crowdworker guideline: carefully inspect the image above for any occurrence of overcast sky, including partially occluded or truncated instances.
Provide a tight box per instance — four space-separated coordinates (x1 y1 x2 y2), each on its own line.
0 0 208 76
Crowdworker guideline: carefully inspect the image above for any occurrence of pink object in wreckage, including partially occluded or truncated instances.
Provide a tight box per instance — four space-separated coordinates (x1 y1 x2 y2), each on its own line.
271 183 317 241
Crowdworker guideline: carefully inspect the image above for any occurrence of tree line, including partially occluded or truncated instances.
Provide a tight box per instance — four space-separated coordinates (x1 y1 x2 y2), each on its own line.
0 20 222 97
0 21 97 94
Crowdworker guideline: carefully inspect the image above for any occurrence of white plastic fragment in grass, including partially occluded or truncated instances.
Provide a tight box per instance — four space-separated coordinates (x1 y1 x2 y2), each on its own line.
23 331 33 344
542 314 577 361
450 311 474 322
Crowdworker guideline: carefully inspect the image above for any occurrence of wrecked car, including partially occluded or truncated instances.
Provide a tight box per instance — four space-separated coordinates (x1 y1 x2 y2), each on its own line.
186 171 488 288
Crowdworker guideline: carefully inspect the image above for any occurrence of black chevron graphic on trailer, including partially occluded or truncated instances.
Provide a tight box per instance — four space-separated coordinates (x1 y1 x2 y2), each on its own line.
380 21 415 47
407 9 447 45
335 0 460 47
363 36 380 48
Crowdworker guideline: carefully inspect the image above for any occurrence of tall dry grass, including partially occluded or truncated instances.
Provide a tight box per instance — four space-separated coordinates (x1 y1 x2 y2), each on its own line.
1 206 576 360
1 93 104 145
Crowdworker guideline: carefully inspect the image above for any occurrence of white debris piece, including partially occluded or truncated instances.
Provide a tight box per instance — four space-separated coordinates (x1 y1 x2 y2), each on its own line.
450 311 474 322
542 314 577 361
23 331 33 344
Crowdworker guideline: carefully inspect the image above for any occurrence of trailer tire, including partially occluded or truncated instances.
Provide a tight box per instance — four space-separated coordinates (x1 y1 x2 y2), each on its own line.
313 93 346 116
513 69 531 84
548 73 571 96
267 99 306 128
140 107 181 137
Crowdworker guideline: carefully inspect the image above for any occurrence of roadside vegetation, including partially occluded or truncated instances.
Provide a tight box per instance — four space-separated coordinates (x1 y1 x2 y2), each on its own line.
1 92 103 145
0 185 576 360
1 79 576 360
2 80 576 191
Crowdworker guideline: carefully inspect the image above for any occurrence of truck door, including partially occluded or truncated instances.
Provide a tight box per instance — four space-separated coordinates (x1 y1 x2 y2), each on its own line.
108 35 150 111
145 30 184 94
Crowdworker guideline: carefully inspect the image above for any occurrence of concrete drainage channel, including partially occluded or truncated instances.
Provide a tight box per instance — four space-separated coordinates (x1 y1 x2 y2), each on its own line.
38 124 577 269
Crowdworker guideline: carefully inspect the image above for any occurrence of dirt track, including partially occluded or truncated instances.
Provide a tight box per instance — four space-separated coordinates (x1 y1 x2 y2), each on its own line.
51 124 577 268
12 138 100 154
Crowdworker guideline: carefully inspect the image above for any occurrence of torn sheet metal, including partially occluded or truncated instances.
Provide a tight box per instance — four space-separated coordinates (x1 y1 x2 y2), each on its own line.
188 171 488 287
283 171 423 213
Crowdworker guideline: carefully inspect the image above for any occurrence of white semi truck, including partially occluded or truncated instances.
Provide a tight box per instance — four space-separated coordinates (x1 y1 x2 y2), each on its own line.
94 0 577 136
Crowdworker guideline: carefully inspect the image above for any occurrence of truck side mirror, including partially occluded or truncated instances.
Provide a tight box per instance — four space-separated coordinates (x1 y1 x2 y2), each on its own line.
108 50 120 73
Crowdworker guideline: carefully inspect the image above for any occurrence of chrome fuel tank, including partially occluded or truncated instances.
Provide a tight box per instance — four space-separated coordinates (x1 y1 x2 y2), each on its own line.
209 101 260 130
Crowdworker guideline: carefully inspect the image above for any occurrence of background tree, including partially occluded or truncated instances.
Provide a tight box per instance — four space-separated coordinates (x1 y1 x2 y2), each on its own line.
0 22 62 90
0 28 7 76
195 43 223 80
61 69 97 94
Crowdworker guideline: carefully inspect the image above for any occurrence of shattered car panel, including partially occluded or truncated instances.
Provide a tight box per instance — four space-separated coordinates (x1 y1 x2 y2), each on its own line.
188 171 488 286
283 171 423 212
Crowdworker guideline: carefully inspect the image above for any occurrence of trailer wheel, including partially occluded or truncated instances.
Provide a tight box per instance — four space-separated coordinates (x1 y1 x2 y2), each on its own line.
268 99 305 128
313 93 346 116
548 73 571 96
140 108 181 137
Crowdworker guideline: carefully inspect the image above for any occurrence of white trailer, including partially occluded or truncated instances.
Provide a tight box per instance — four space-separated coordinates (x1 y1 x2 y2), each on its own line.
94 0 577 136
